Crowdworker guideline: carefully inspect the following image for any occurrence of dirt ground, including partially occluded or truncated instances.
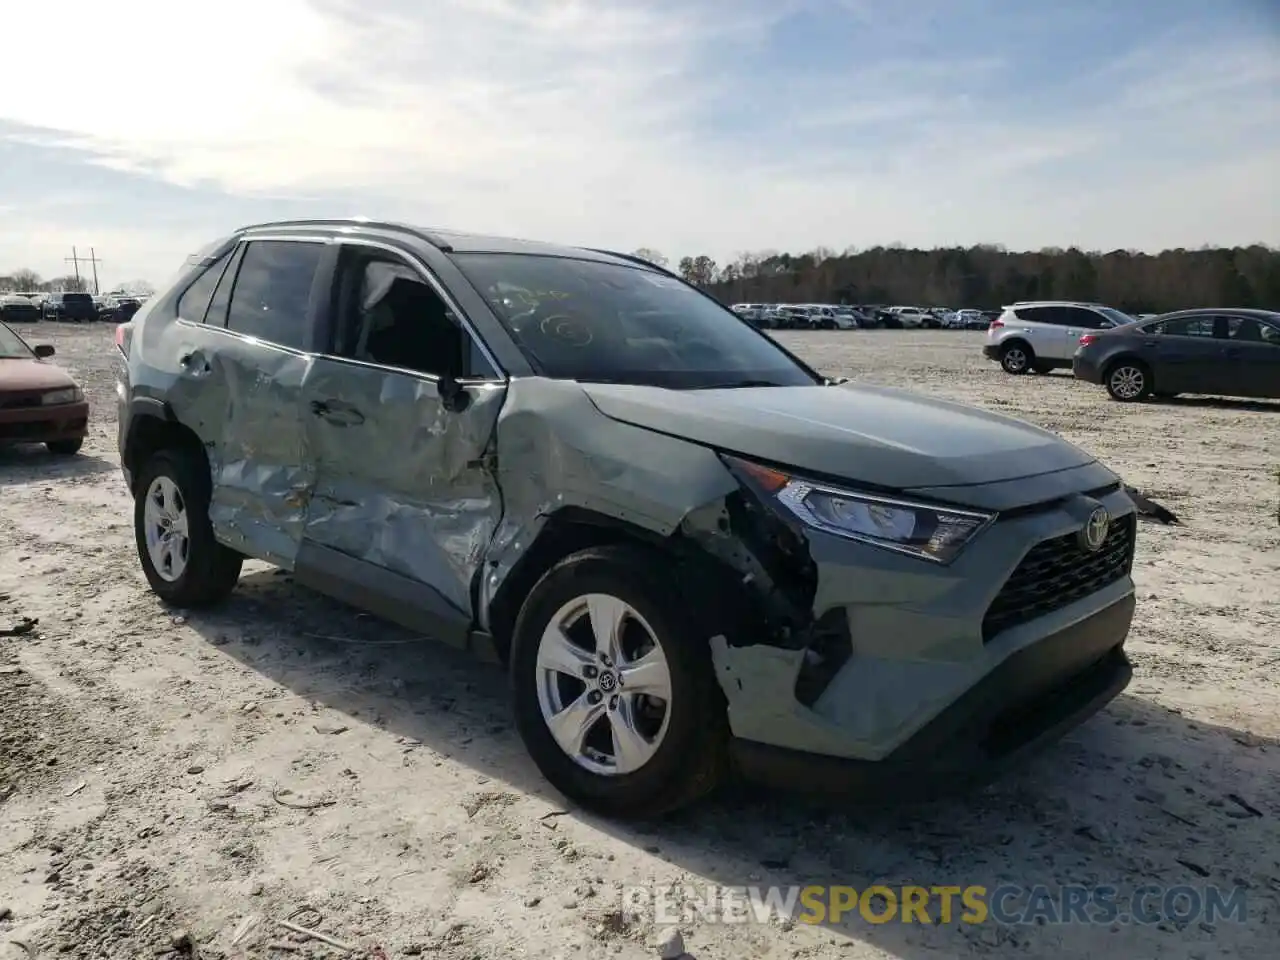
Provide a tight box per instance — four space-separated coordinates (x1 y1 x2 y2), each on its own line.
2 323 1277 960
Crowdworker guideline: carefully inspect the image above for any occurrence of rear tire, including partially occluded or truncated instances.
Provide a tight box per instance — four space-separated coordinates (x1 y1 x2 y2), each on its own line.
1105 361 1152 402
510 544 728 819
46 438 83 455
999 341 1034 375
134 448 243 607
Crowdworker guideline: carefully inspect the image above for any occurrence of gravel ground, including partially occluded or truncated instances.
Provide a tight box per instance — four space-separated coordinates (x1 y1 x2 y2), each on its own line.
1 322 1277 960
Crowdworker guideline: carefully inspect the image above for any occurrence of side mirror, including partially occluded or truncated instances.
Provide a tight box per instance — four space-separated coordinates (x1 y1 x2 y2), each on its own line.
34 344 55 358
438 370 471 413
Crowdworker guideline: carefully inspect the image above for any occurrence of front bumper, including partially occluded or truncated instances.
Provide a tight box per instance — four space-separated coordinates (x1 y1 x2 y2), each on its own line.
0 400 90 444
709 478 1137 797
732 595 1133 798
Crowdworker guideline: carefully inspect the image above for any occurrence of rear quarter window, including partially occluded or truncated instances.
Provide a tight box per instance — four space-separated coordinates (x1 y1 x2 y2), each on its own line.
176 248 234 324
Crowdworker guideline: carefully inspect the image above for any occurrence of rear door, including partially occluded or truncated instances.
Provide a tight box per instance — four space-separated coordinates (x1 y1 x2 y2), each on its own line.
295 241 508 649
1008 306 1061 358
178 237 332 567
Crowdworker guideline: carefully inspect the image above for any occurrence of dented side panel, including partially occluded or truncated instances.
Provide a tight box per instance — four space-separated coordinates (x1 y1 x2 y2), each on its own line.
300 359 505 617
152 317 316 568
478 377 740 627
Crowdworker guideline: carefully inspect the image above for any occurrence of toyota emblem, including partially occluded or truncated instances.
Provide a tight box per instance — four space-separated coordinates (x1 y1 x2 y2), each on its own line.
1080 506 1110 552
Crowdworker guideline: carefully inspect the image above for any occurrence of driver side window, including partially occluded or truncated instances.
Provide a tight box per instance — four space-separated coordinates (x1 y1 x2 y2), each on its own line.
332 250 497 379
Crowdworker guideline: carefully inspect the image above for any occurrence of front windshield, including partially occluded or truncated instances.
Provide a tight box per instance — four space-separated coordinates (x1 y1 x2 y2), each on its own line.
0 322 35 359
452 253 819 388
1098 307 1138 326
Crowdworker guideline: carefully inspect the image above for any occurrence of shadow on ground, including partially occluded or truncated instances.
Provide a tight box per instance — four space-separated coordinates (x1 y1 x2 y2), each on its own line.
188 570 1279 958
0 446 116 482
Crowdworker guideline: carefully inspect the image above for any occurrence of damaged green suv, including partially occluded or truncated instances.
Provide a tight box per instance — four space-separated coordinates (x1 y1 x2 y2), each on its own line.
115 220 1138 817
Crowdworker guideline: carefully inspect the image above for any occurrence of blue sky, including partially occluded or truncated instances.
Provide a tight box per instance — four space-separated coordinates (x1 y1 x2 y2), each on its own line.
2 0 1277 287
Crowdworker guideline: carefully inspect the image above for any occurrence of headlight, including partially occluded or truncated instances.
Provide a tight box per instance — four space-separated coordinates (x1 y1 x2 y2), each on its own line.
723 455 994 564
42 387 83 405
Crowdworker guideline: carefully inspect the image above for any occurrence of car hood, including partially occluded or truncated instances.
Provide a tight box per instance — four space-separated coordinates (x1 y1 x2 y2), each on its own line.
580 382 1096 490
0 357 76 392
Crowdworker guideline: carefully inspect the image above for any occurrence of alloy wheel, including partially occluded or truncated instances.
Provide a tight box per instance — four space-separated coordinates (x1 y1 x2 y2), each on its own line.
535 593 672 776
143 475 190 582
1109 366 1145 400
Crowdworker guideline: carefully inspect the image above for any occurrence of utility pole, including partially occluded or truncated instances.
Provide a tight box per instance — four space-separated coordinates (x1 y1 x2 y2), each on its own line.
64 247 103 294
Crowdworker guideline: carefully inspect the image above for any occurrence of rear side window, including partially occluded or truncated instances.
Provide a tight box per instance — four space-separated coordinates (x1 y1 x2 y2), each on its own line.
176 249 233 323
225 241 324 350
1151 317 1216 338
1012 306 1051 323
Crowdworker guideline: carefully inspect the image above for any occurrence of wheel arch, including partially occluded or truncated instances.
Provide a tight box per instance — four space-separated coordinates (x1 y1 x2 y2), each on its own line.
999 336 1035 357
484 507 675 664
123 407 210 497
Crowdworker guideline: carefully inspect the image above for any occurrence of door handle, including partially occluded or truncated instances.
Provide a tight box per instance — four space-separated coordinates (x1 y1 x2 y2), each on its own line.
1143 341 1158 347
310 399 365 427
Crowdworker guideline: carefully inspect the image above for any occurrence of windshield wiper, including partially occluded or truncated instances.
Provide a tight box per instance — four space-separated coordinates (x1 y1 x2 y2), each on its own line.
692 379 786 390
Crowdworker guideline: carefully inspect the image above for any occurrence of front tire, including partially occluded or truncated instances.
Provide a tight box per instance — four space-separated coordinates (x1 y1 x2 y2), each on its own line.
1105 361 1152 402
1000 341 1034 375
509 545 728 818
134 448 242 607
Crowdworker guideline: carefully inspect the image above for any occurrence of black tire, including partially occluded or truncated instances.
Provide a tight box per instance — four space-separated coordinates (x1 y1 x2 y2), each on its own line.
999 340 1034 375
509 544 729 819
46 437 83 455
133 448 243 607
1104 360 1152 402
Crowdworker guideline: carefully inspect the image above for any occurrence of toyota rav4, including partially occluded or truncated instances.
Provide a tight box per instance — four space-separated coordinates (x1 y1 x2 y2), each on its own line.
115 220 1139 818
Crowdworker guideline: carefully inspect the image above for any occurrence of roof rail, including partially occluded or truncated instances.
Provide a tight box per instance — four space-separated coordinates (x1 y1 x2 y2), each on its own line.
234 218 457 252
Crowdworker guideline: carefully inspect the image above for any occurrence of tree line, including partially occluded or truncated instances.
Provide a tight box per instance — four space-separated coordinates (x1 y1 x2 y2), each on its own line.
0 268 155 296
630 244 1280 314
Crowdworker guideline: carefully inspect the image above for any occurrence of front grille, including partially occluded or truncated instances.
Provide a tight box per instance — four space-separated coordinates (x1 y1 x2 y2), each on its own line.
0 419 57 439
0 393 44 410
983 513 1135 642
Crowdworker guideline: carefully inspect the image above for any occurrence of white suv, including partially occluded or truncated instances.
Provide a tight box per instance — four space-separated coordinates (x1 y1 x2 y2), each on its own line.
984 301 1136 375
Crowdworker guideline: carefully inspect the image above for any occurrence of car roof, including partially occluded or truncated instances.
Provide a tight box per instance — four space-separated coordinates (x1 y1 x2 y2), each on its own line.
1006 300 1107 308
1147 307 1280 322
234 218 641 267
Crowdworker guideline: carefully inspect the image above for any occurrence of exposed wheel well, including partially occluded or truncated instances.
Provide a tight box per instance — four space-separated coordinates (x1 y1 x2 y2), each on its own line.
124 415 208 496
484 509 675 664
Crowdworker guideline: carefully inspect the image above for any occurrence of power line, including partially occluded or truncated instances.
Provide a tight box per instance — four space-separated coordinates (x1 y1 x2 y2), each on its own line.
64 246 103 295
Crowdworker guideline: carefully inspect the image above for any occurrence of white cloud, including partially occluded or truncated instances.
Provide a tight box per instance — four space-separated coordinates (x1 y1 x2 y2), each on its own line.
1 1 1277 281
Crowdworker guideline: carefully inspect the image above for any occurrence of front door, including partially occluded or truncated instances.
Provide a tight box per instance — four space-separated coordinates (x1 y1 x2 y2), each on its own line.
296 244 508 649
1224 316 1280 399
1148 315 1221 394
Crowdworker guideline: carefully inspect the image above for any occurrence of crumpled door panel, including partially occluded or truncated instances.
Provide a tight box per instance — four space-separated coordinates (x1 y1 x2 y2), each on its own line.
300 359 506 618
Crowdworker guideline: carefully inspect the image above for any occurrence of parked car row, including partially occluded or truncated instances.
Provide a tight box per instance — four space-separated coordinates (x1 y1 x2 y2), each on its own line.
0 291 145 323
730 302 998 330
984 300 1280 402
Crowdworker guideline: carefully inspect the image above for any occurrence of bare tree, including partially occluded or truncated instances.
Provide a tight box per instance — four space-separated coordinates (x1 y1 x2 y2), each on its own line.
48 274 90 293
631 248 668 268
119 280 157 297
9 268 42 290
